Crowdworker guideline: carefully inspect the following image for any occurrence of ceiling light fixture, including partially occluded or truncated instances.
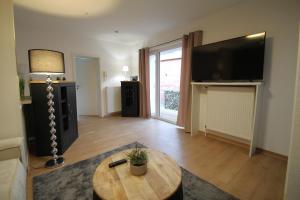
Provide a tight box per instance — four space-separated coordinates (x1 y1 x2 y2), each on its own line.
14 0 120 18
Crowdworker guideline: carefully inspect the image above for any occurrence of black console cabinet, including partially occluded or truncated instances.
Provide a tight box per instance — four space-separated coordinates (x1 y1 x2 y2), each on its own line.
121 81 139 117
30 81 78 156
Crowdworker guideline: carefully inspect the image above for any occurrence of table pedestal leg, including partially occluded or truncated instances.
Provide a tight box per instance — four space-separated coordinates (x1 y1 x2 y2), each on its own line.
93 190 102 200
169 182 183 200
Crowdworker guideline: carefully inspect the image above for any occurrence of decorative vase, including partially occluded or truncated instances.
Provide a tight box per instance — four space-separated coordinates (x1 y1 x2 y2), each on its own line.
130 162 147 176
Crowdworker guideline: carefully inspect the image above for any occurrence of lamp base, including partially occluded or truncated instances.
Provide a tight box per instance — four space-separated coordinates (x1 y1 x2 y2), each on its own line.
45 157 64 168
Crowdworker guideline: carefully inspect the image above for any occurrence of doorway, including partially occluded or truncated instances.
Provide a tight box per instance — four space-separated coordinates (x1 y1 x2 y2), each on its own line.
75 56 101 116
149 43 182 123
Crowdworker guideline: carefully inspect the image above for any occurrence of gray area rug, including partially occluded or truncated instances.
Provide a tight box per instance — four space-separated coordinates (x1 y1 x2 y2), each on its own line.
33 142 239 200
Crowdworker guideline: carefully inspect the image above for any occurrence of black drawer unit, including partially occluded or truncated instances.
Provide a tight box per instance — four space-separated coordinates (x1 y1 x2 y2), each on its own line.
30 81 78 156
121 81 140 117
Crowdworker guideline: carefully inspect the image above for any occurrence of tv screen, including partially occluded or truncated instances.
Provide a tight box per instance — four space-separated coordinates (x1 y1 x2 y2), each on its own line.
191 32 266 82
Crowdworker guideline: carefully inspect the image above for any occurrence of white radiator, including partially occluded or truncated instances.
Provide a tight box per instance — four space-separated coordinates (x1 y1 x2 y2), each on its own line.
200 86 255 140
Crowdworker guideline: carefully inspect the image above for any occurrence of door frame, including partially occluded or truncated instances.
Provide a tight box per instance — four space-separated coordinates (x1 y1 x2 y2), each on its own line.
72 53 102 118
149 40 182 124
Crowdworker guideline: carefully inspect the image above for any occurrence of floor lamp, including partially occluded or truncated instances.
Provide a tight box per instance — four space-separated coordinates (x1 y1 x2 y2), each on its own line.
28 49 65 168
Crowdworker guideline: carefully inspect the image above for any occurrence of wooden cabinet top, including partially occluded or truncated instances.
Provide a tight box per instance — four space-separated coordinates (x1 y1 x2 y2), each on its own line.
30 80 75 84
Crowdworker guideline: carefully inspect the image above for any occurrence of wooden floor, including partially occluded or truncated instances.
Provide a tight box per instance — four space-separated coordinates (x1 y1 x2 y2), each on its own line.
27 116 287 200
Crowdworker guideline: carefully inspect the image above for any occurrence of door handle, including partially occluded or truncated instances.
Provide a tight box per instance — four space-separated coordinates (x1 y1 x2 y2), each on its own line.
76 85 80 90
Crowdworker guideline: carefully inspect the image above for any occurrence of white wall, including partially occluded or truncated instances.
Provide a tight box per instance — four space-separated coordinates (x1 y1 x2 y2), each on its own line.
129 42 143 77
0 0 23 140
146 0 300 155
0 0 27 167
15 24 133 116
106 87 121 114
284 24 300 200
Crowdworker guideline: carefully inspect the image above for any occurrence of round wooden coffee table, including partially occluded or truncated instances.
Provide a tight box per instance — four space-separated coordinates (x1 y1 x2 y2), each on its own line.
92 149 182 200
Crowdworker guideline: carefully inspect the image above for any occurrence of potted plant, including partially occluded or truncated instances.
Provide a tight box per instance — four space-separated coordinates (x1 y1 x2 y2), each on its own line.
127 145 148 176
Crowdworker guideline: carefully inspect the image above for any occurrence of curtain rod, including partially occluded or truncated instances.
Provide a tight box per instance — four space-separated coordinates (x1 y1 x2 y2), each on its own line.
149 37 183 49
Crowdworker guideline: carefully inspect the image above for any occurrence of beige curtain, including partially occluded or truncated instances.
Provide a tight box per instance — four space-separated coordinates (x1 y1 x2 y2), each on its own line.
139 48 151 118
177 31 203 132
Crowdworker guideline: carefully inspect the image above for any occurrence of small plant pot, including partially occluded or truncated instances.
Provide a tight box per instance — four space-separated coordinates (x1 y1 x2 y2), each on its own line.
130 162 147 176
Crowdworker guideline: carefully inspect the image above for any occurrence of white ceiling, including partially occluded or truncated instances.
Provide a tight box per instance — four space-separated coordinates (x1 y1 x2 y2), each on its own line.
14 0 244 45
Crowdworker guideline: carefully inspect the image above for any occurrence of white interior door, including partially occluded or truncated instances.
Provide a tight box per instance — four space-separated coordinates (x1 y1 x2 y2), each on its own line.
75 57 100 116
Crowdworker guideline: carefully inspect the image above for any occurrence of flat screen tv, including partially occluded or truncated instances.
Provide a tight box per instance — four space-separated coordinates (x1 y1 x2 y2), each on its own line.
191 32 266 82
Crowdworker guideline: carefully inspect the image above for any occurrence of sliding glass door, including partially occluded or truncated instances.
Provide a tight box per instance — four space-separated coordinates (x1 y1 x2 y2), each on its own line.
150 43 182 123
